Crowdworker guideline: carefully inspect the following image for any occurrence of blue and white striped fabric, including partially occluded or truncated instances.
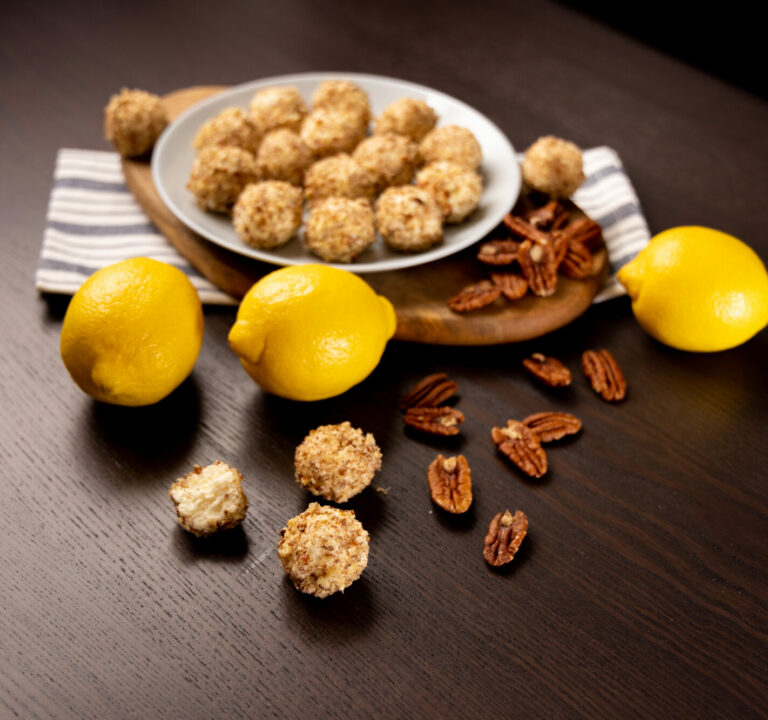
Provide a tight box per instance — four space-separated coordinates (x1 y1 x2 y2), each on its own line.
36 146 649 305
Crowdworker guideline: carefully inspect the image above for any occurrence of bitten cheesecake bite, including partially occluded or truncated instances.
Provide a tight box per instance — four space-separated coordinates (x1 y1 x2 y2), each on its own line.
304 154 374 207
256 128 311 186
277 503 370 598
169 462 248 537
374 97 437 142
419 125 482 170
375 185 443 252
187 145 259 213
104 88 168 157
522 135 585 198
312 79 371 124
305 198 376 263
233 181 303 249
248 85 307 134
294 421 382 502
192 107 261 154
416 161 483 223
353 134 419 194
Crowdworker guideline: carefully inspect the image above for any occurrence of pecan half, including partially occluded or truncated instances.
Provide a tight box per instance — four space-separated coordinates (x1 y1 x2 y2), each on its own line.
552 231 569 268
477 239 520 266
400 373 458 410
563 217 603 251
522 353 571 387
522 411 582 443
560 239 594 279
517 239 558 297
427 454 472 513
489 271 528 301
403 406 465 436
448 280 501 312
522 200 564 229
491 420 547 478
483 509 528 567
582 349 627 402
503 214 551 244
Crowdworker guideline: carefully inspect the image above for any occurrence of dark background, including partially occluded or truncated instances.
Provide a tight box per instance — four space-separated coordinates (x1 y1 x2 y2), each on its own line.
1 1 767 718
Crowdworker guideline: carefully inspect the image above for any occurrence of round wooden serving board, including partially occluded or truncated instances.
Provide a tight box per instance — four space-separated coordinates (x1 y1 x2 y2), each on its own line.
122 86 609 345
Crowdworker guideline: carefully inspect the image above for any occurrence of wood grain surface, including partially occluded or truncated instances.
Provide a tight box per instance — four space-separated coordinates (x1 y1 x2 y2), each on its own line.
123 86 608 345
2 1 768 718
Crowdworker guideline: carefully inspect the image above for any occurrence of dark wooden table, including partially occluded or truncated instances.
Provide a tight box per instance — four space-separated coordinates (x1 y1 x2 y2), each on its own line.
2 1 767 717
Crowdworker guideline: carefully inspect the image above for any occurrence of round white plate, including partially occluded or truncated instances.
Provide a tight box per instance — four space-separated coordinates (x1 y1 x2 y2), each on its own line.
152 72 521 274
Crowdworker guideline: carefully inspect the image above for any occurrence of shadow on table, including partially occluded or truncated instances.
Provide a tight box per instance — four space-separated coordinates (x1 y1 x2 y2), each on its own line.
281 575 377 639
82 375 201 477
170 524 250 563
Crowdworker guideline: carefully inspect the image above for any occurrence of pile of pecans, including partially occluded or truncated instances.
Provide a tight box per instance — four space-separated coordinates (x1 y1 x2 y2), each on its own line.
448 196 603 312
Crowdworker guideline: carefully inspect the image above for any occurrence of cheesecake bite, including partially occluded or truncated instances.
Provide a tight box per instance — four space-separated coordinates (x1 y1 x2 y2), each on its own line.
416 161 483 223
374 97 437 142
248 85 307 134
187 145 259 213
522 135 585 198
375 185 443 252
193 107 261 154
353 133 419 194
233 181 303 249
277 502 370 598
419 125 482 170
300 107 367 158
104 88 168 157
304 153 374 207
312 79 371 124
256 128 311 186
305 198 376 263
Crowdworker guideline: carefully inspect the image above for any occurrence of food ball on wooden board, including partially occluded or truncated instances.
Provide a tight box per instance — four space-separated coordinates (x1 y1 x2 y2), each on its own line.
375 185 443 253
169 462 248 537
104 88 168 157
294 421 382 503
248 85 308 134
522 135 585 198
233 181 303 250
187 145 259 213
300 108 368 158
374 97 437 142
416 161 483 223
312 79 371 124
352 134 419 194
277 502 369 598
305 198 376 263
192 107 261 155
304 153 374 207
256 128 311 186
418 125 482 170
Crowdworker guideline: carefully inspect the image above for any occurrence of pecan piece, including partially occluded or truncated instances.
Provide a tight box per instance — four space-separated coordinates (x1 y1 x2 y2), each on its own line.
522 411 582 443
560 239 594 279
477 239 520 266
522 200 564 229
483 509 528 567
552 231 569 268
582 349 627 402
563 217 603 251
448 280 501 312
403 406 465 436
517 239 558 297
400 373 458 410
522 353 571 387
491 420 547 478
427 454 472 513
489 271 528 301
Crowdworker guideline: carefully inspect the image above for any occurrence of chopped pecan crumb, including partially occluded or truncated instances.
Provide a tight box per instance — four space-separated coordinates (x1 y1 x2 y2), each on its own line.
477 239 520 265
491 420 547 478
400 373 458 410
522 411 582 442
427 454 472 513
403 406 465 436
483 509 528 567
489 271 528 300
517 239 558 297
522 353 572 387
448 280 502 312
582 349 627 402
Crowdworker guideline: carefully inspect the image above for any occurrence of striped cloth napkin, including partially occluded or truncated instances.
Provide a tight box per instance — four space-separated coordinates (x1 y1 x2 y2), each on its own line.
36 146 650 305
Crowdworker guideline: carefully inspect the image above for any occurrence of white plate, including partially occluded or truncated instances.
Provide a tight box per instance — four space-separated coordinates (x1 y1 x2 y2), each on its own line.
152 72 521 274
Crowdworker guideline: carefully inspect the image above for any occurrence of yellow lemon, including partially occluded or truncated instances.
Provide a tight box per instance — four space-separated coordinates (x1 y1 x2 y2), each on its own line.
60 258 204 406
228 264 396 401
617 226 768 351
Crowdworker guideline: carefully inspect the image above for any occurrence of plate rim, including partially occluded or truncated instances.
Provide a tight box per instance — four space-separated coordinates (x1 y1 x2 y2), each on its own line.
152 71 521 274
